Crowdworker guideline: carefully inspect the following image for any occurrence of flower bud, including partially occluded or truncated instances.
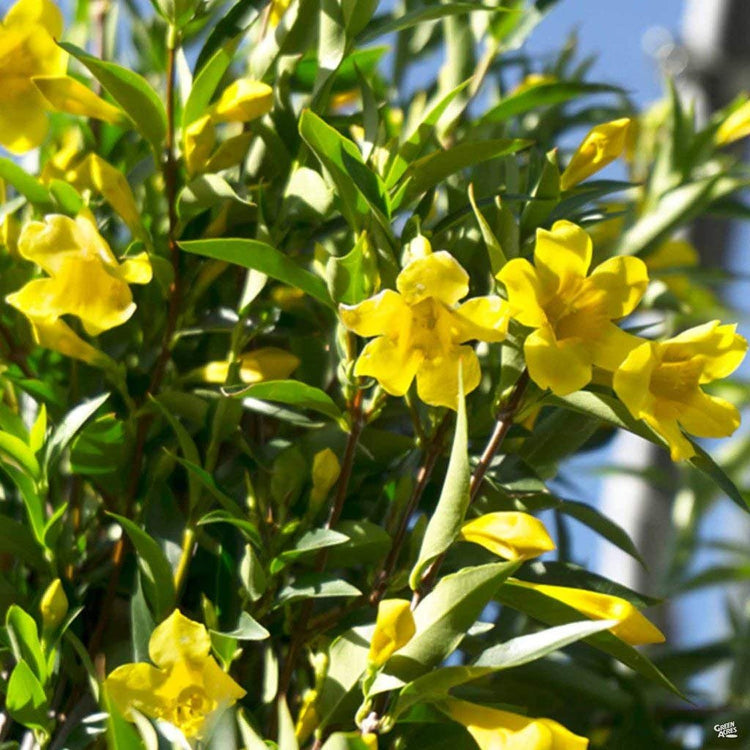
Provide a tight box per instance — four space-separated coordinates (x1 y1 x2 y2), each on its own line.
459 512 555 561
310 448 341 509
368 599 416 667
40 578 68 632
212 79 273 124
560 118 631 191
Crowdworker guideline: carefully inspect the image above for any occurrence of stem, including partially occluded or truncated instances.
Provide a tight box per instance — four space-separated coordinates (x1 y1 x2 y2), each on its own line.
87 29 183 658
275 388 365 713
369 413 451 605
411 370 530 608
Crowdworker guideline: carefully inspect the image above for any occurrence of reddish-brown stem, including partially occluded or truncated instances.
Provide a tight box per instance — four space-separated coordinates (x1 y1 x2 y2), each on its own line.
369 413 452 605
411 371 530 608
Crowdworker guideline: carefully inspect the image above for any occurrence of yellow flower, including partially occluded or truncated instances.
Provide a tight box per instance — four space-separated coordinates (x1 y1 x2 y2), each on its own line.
443 698 589 750
199 347 300 384
497 220 648 396
613 321 747 461
5 213 152 366
0 0 66 152
368 599 416 667
644 238 699 300
311 448 341 507
341 249 509 410
39 578 68 632
460 512 555 561
513 580 665 645
716 99 750 146
104 610 245 740
560 118 631 191
211 78 273 124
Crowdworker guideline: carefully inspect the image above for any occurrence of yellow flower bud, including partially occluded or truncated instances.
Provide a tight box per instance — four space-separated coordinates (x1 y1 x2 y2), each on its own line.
294 689 319 743
199 347 300 385
184 115 216 176
368 599 416 667
560 118 631 191
311 448 341 507
716 99 750 146
362 733 378 750
513 580 665 645
40 578 68 631
459 512 555 561
32 75 124 124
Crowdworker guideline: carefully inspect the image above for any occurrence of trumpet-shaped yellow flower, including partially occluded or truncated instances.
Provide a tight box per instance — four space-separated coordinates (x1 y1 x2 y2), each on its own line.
443 698 588 750
341 250 509 409
104 610 245 740
0 0 66 152
560 118 631 191
716 99 750 146
460 512 555 561
368 599 416 667
6 213 152 366
613 321 747 461
497 221 648 396
199 347 300 384
514 580 665 645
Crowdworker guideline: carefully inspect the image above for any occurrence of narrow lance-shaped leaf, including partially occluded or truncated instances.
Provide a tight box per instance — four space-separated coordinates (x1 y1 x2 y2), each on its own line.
180 238 335 309
410 370 469 589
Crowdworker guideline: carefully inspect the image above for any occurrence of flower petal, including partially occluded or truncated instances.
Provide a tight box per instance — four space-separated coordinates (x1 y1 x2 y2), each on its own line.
612 340 657 418
354 336 422 396
591 324 643 372
0 87 51 154
496 258 547 328
586 255 649 318
460 512 555 561
524 326 591 395
199 657 246 704
149 610 212 668
397 251 469 306
517 581 665 645
533 220 592 289
453 296 509 343
368 599 416 667
415 346 480 410
677 390 741 439
643 414 695 462
104 663 170 722
663 321 747 382
32 75 123 124
339 290 409 338
4 0 64 37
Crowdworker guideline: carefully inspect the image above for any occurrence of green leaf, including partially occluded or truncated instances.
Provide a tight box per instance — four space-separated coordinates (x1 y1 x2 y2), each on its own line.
211 611 269 641
410 387 467 589
0 516 46 570
276 574 361 605
481 81 624 124
398 139 532 206
177 174 254 222
495 580 683 697
180 238 334 308
229 380 343 423
183 38 239 128
0 431 40 479
385 81 471 189
6 605 47 685
327 520 392 566
104 690 144 749
0 157 53 207
278 528 349 563
390 619 616 717
197 510 262 548
321 733 377 750
6 660 48 732
195 0 262 72
360 3 501 43
326 232 378 305
559 500 645 566
277 696 299 750
299 109 390 231
108 514 176 620
468 184 507 274
388 562 519 682
170 454 246 517
44 393 110 471
60 42 167 155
